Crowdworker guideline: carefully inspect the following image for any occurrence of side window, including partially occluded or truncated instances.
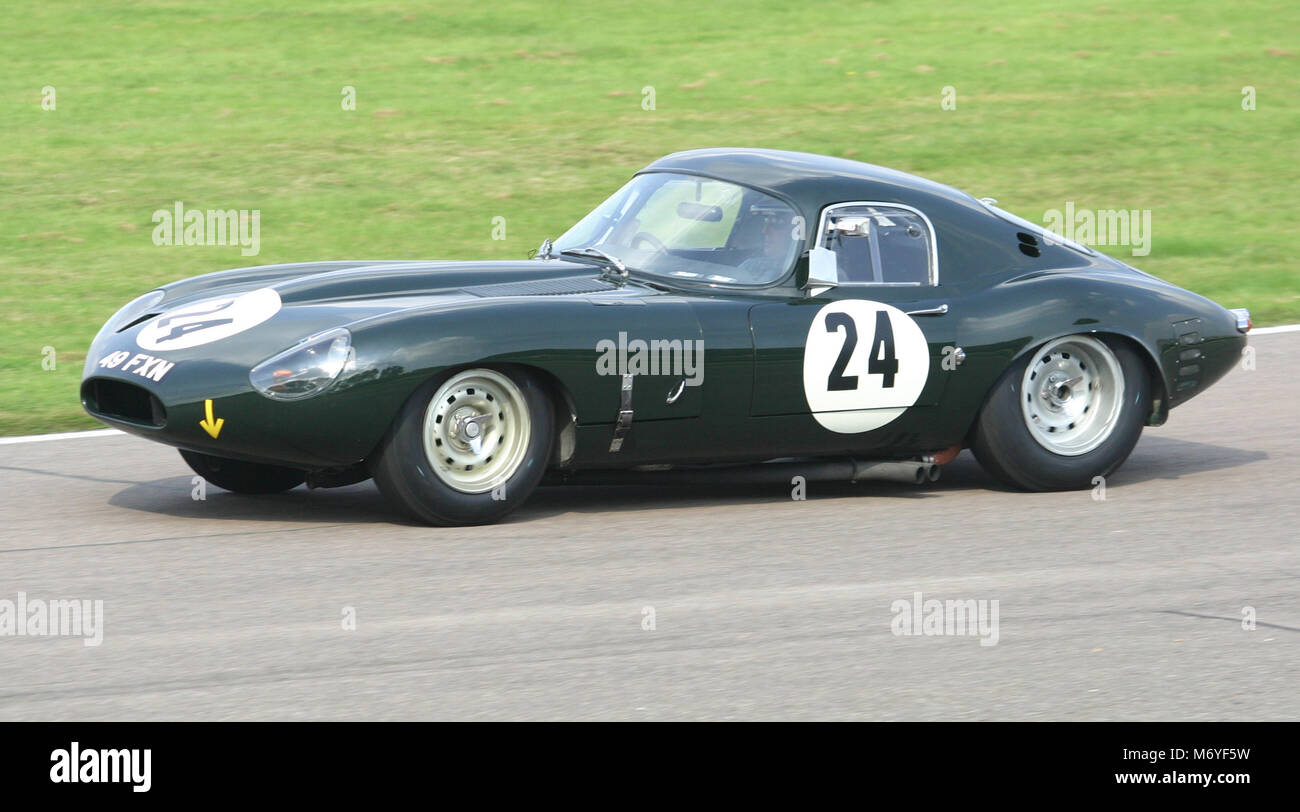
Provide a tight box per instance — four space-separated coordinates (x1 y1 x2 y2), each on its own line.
818 204 935 285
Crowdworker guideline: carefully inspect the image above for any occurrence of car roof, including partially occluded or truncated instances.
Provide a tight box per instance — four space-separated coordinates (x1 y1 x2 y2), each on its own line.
638 148 982 219
637 148 1123 286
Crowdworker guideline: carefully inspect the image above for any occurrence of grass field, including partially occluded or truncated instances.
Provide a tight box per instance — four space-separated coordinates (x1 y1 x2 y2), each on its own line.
2 0 1297 435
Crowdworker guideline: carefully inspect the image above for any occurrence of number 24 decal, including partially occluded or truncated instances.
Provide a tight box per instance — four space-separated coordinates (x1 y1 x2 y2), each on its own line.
825 310 898 391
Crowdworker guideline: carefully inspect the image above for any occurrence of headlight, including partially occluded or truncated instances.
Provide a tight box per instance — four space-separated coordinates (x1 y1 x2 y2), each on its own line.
249 328 352 400
104 289 165 334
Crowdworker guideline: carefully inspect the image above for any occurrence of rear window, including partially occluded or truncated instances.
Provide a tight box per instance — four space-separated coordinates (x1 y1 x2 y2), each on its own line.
817 204 936 285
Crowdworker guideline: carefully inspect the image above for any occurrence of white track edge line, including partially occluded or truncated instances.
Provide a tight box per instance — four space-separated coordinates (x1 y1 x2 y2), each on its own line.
1249 324 1300 335
0 428 124 445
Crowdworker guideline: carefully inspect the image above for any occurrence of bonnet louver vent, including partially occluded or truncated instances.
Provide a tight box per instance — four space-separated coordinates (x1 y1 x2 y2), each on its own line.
1016 232 1041 257
466 277 618 297
117 313 160 332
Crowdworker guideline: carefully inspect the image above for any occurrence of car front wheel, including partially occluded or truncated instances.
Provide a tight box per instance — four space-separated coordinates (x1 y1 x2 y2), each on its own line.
369 366 554 525
970 334 1150 491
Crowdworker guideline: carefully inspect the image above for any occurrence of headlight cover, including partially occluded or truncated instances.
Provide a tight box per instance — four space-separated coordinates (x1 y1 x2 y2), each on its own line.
249 328 353 400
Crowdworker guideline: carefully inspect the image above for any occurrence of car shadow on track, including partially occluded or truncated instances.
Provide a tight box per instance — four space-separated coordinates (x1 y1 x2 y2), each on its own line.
107 435 1264 526
523 476 940 520
108 476 396 524
935 435 1267 493
1115 434 1268 483
107 473 942 527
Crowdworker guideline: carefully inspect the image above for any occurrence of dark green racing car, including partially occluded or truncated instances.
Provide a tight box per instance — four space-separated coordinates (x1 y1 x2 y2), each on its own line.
82 148 1251 525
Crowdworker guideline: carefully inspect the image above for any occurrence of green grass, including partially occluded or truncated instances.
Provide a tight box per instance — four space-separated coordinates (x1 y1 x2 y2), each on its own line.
2 0 1297 434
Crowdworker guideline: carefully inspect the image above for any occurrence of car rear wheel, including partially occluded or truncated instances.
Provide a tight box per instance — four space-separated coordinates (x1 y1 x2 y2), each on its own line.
179 450 306 494
369 366 554 525
970 334 1149 491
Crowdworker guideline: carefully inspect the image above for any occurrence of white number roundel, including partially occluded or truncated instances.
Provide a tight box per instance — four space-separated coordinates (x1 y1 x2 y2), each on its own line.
802 300 930 433
137 288 282 351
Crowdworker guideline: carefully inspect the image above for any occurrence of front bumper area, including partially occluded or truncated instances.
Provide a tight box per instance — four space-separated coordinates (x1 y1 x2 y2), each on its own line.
81 364 417 471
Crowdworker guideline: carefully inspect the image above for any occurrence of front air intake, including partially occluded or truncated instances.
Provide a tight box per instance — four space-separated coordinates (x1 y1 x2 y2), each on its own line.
82 378 167 427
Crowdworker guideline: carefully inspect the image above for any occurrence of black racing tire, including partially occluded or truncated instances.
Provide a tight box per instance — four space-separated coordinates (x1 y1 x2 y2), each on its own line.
369 366 555 526
970 334 1150 492
179 450 306 494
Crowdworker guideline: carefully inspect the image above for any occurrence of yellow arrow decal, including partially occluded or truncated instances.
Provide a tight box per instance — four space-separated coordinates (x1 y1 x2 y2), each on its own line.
198 399 225 439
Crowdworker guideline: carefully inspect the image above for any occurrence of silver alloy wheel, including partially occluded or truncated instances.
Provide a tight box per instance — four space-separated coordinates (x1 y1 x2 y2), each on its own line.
1019 335 1125 456
422 369 532 494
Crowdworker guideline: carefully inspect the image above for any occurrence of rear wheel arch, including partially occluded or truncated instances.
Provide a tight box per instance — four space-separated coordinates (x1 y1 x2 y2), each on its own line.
967 329 1166 440
1070 331 1167 427
969 331 1152 491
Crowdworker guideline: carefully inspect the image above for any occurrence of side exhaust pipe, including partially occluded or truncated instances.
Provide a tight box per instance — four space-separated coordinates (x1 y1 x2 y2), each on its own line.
851 460 937 485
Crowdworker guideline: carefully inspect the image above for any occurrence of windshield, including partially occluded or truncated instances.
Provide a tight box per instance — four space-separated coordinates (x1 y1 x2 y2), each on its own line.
554 172 802 286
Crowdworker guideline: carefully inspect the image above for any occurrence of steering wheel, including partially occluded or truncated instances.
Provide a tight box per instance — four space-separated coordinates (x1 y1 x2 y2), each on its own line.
630 232 667 254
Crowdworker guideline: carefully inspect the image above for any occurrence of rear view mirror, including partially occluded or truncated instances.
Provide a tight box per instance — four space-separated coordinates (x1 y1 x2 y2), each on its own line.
831 216 872 237
676 201 724 222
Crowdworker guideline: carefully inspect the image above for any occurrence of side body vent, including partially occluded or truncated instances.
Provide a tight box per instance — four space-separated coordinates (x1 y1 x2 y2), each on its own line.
1169 317 1204 400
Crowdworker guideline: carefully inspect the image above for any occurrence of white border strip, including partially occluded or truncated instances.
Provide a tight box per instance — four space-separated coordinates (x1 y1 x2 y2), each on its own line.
1250 324 1300 335
0 428 123 446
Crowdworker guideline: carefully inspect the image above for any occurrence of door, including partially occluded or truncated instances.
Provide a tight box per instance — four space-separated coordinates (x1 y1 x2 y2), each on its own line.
749 202 958 436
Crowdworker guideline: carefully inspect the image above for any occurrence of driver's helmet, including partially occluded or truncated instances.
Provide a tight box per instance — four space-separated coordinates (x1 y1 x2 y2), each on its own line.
746 201 793 238
734 201 797 281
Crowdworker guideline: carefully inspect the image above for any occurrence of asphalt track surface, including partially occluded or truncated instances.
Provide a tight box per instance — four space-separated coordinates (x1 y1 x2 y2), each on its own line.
2 332 1296 721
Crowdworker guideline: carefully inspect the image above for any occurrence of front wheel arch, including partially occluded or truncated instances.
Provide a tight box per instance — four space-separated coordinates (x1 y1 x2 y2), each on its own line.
368 363 558 525
509 365 579 467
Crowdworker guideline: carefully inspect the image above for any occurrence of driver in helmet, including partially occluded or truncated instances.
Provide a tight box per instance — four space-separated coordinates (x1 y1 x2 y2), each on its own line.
735 202 796 283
